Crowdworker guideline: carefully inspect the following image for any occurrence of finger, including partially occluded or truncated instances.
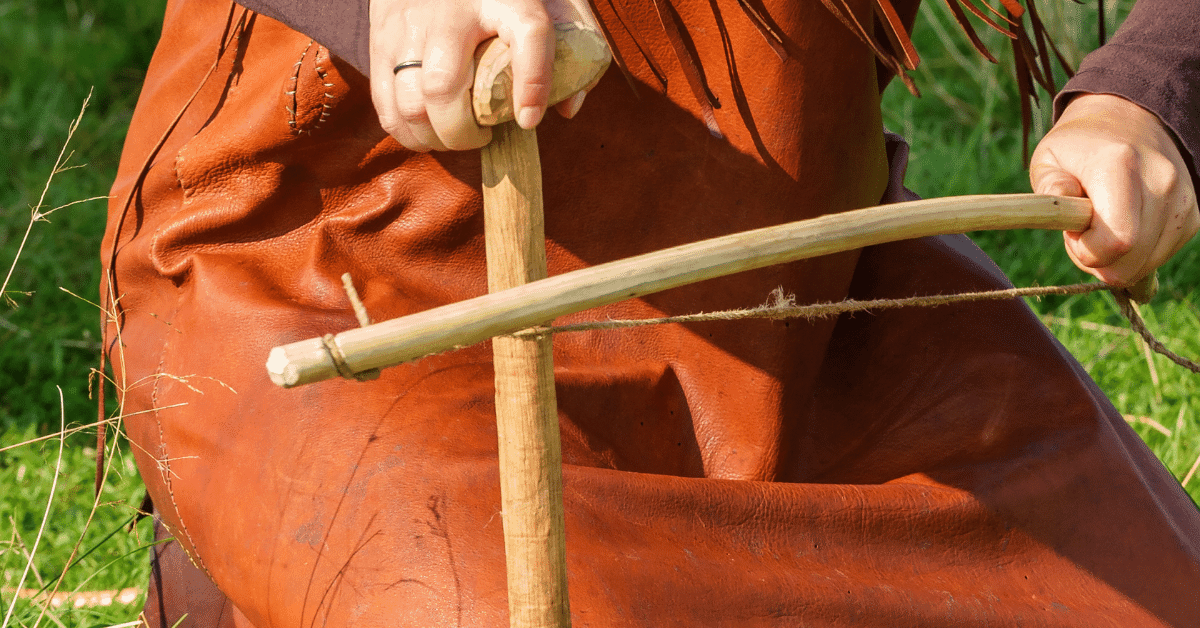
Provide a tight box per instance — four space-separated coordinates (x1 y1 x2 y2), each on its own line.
1071 239 1153 286
392 40 447 152
1093 172 1199 286
483 0 555 129
370 13 420 148
1129 188 1200 279
422 24 493 150
1030 161 1084 199
553 89 588 119
1064 147 1143 271
1069 156 1197 286
371 17 441 151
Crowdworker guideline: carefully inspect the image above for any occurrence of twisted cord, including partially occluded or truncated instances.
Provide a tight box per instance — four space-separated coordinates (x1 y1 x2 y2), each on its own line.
510 282 1199 374
1113 291 1200 374
513 282 1107 335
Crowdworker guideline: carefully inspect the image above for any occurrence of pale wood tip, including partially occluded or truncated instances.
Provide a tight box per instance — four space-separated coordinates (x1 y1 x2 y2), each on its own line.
266 346 299 388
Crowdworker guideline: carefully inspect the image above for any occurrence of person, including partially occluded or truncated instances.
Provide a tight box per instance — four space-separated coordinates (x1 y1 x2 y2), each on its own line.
105 0 1199 626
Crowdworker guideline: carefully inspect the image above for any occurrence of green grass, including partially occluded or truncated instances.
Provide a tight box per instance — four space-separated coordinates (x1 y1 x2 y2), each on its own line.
0 1 1197 625
0 421 153 627
1 0 166 624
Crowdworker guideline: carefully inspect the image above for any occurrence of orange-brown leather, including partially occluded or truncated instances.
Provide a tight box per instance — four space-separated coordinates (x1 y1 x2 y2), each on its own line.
106 1 1200 626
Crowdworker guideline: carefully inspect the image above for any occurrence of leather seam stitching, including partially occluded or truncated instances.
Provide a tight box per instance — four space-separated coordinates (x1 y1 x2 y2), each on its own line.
312 48 335 132
286 39 315 135
149 292 213 580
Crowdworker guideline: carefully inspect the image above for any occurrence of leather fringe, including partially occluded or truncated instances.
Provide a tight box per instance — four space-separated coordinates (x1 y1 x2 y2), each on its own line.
815 0 1088 120
586 0 656 96
593 0 1097 133
650 0 724 136
638 0 1091 152
875 0 920 71
855 0 1086 160
734 0 789 60
1004 0 1077 160
821 0 920 95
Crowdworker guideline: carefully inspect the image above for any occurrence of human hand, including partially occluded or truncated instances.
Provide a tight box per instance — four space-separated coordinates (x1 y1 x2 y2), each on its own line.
1030 94 1199 287
369 0 599 152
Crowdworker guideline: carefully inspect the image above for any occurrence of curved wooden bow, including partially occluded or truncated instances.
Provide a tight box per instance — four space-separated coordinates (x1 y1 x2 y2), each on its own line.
267 193 1098 387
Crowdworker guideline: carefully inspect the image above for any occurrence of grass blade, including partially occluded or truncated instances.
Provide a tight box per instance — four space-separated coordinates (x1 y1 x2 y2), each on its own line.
2 388 66 628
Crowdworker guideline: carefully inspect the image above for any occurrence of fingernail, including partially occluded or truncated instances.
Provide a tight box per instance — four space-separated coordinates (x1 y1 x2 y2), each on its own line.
562 90 588 119
517 106 544 129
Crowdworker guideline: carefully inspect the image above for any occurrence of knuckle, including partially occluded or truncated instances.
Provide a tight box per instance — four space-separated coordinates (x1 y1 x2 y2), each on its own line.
398 105 427 124
1076 248 1105 268
1152 153 1178 178
378 121 424 152
378 118 404 140
420 69 463 102
516 16 553 41
371 94 396 126
521 79 552 103
1143 153 1179 196
373 101 411 140
500 0 551 30
1067 247 1101 272
1102 142 1140 172
375 107 398 131
393 94 429 124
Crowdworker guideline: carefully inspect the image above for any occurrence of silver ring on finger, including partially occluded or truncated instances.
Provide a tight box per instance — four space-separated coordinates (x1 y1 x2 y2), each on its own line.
393 60 423 74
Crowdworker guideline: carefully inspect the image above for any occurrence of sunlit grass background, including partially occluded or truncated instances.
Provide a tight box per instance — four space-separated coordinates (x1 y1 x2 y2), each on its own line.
0 0 1196 625
2 0 165 625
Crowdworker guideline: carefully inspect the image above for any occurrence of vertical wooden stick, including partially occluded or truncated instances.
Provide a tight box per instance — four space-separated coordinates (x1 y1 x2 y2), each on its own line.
482 121 571 628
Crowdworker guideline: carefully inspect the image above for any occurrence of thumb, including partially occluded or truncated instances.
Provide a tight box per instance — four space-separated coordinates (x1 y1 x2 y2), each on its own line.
1030 163 1085 199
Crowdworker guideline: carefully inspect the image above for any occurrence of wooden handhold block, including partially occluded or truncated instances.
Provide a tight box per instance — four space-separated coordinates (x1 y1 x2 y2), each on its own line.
473 23 611 127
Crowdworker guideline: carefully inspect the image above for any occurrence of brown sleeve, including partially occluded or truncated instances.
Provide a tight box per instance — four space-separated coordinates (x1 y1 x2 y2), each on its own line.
1055 0 1200 188
236 0 371 76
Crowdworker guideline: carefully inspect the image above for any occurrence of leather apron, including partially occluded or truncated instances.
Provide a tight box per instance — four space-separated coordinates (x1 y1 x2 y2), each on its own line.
105 0 1200 625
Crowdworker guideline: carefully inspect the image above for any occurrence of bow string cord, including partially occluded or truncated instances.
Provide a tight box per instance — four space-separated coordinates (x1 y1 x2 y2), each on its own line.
497 282 1200 374
336 273 1198 375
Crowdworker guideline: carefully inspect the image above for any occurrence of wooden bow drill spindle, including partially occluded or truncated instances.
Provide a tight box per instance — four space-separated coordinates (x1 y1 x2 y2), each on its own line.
475 25 610 628
484 121 569 628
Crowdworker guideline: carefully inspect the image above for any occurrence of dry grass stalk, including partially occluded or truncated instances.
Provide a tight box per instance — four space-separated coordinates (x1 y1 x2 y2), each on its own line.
2 389 66 628
1 90 106 308
3 588 140 610
1183 454 1200 488
1042 315 1132 336
1123 415 1173 438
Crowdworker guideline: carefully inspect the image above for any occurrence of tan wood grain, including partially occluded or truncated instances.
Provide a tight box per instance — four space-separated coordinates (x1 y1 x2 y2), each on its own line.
483 121 570 628
473 24 611 126
266 193 1096 387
